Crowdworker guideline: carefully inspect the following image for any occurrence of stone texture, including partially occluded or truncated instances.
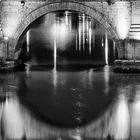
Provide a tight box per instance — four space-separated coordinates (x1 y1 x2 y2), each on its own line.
0 40 5 58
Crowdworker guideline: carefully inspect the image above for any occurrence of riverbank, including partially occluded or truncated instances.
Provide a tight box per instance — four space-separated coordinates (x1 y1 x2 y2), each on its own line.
114 60 140 73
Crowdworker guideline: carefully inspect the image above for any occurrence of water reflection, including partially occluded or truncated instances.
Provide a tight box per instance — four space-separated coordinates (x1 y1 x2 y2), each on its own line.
111 94 130 139
131 86 140 139
1 67 140 139
53 68 57 89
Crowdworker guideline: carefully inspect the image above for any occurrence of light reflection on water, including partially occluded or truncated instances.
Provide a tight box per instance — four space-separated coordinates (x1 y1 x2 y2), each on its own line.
0 66 140 139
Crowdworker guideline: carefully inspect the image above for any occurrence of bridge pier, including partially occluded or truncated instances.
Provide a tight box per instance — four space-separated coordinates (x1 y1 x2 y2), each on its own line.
0 37 15 60
0 39 6 59
114 39 140 72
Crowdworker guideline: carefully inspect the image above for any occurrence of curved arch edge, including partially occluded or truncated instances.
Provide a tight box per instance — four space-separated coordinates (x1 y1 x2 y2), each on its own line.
13 1 119 58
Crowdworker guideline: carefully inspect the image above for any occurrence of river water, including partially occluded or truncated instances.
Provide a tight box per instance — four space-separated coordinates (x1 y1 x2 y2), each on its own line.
0 66 140 139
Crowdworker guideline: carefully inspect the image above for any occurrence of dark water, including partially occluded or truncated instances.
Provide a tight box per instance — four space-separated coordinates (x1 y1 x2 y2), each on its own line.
0 66 140 139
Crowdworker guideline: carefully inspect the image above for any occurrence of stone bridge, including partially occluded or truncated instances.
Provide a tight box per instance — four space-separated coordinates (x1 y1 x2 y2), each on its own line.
0 0 140 70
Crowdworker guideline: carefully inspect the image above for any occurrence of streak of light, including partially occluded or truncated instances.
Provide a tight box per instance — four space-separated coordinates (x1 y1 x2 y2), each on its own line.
105 31 108 65
76 33 78 51
54 36 57 70
82 14 85 51
27 30 30 52
65 11 68 25
89 21 92 54
79 21 81 52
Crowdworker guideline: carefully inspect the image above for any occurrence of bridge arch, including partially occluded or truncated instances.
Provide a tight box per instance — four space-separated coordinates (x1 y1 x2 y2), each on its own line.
13 1 119 57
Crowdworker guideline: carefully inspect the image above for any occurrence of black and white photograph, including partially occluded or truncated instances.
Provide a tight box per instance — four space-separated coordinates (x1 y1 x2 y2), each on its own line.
0 0 140 139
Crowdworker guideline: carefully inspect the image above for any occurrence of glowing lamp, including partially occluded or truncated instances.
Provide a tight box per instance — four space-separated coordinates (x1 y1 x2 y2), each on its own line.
51 23 68 40
117 17 130 39
4 36 8 40
113 2 131 39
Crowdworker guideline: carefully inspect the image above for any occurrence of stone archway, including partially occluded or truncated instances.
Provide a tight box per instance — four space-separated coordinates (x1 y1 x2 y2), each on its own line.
13 1 119 58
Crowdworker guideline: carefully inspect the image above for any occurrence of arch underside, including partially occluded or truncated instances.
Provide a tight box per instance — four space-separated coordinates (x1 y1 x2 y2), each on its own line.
13 1 119 53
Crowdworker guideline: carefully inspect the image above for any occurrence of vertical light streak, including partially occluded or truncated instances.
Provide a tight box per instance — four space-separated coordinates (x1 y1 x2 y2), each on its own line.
105 31 108 65
53 68 57 89
65 11 68 25
88 69 93 88
113 94 130 139
86 19 89 52
76 33 78 51
89 21 92 54
3 98 24 139
104 65 109 95
27 30 30 53
54 34 57 70
102 38 104 48
53 23 57 89
82 14 85 51
69 12 72 31
79 17 81 52
25 63 31 77
4 36 9 59
113 41 116 59
131 91 140 139
86 19 89 32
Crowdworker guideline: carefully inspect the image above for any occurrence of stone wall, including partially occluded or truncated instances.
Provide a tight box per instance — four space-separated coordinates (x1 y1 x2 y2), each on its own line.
0 39 6 58
125 41 140 60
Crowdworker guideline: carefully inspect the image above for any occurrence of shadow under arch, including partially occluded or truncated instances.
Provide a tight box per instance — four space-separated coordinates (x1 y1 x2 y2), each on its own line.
13 1 119 57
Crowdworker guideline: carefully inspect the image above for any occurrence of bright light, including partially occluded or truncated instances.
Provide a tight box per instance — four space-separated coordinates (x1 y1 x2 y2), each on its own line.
131 94 140 139
117 18 130 39
54 36 57 70
53 68 57 89
59 23 68 39
51 23 68 70
105 31 108 65
27 31 30 52
113 2 131 39
70 128 82 140
113 94 130 139
71 135 82 140
79 22 82 52
51 23 68 41
89 21 92 54
65 11 68 25
3 16 19 38
130 34 140 40
82 14 85 51
3 98 24 139
4 36 8 40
